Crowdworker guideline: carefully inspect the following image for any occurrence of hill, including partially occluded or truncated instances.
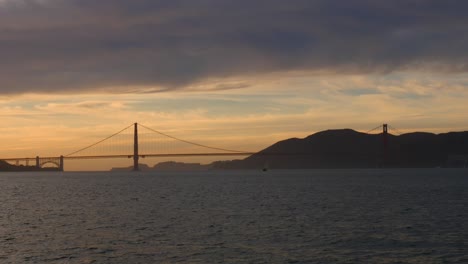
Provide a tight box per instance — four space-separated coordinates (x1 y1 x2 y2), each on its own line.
212 129 468 169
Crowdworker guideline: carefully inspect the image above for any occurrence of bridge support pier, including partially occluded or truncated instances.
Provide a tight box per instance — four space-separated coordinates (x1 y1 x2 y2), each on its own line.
36 156 40 169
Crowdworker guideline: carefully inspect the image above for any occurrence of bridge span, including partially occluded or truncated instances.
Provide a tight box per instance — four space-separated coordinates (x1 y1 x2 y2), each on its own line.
1 123 257 171
1 123 393 171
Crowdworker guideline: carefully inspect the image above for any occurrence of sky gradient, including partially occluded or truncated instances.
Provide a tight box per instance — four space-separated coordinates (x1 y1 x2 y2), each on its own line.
1 0 468 170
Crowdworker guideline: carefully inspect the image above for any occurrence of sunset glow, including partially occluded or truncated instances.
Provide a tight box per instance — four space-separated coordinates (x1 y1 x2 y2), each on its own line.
1 1 468 170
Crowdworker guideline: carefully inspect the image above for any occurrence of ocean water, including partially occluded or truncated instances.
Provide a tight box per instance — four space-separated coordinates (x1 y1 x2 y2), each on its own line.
0 169 467 263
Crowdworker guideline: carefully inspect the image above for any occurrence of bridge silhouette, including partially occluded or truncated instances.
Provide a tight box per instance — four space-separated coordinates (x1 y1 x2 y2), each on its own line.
1 123 397 171
2 123 258 171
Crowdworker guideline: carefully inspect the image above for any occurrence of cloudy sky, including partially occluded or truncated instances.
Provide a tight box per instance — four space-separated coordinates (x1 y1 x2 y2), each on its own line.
1 0 468 170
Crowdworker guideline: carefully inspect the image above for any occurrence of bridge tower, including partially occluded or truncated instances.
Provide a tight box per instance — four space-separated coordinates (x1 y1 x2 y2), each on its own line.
383 124 388 166
133 123 139 171
59 155 64 171
36 156 40 169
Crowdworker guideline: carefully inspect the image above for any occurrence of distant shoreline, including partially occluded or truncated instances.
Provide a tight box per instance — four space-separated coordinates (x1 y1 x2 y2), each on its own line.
0 160 62 172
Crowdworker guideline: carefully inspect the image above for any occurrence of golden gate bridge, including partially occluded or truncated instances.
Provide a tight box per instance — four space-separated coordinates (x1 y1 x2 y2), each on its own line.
0 123 397 171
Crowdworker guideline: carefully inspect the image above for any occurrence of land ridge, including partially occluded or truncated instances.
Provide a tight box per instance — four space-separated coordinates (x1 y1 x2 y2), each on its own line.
111 129 468 171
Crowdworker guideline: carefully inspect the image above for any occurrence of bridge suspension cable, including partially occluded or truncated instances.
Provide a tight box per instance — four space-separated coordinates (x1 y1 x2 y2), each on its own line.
65 123 134 157
388 125 403 136
138 123 249 153
365 125 383 134
65 123 251 159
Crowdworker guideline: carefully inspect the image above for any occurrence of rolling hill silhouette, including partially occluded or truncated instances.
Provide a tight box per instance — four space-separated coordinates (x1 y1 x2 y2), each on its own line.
212 129 468 169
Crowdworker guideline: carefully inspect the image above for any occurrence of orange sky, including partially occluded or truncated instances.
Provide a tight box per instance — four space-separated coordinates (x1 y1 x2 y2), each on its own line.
2 72 468 170
1 1 468 170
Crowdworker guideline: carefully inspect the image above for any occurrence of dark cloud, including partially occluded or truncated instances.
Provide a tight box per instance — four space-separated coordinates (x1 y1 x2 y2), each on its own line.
0 0 467 94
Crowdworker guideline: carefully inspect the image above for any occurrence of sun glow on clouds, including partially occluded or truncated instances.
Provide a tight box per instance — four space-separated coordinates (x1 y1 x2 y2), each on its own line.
1 1 468 171
1 72 468 169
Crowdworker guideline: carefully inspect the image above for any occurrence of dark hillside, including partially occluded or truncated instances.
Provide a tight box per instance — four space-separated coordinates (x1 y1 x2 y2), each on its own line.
213 129 468 169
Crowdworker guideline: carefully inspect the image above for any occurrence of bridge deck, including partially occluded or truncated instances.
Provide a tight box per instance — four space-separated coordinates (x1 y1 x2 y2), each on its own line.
1 152 256 161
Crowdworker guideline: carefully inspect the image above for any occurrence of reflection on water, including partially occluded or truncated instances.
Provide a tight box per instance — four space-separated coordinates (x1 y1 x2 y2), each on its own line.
1 169 467 263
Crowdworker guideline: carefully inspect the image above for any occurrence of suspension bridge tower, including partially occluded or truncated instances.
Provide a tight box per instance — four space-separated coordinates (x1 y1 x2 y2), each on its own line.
383 124 388 166
133 122 139 171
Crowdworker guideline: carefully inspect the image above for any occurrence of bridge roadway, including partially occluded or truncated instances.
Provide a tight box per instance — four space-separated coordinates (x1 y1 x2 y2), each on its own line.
67 152 257 159
1 152 257 162
1 153 258 171
1 151 334 162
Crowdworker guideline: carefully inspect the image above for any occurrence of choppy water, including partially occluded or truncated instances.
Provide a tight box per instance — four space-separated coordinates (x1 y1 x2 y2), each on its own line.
1 169 467 263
